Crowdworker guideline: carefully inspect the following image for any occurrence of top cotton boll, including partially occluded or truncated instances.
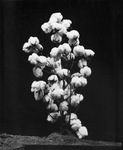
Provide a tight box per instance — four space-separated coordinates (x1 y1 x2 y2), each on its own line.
50 12 63 23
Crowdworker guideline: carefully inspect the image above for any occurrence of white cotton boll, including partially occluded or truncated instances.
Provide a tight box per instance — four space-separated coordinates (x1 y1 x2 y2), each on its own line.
33 66 43 78
47 112 60 123
57 69 69 78
62 19 72 29
51 89 64 99
84 49 95 58
59 101 68 112
70 119 82 126
80 77 87 87
31 81 41 92
39 81 46 90
77 126 88 139
28 53 39 65
50 12 63 23
62 43 71 54
80 66 92 77
66 30 80 39
41 22 52 33
50 47 60 58
44 94 51 102
71 76 81 87
22 42 31 53
51 33 62 43
37 56 47 66
28 36 39 45
70 113 78 120
71 76 87 87
50 103 58 112
78 59 87 68
71 94 84 107
71 119 82 131
73 45 85 57
48 75 58 83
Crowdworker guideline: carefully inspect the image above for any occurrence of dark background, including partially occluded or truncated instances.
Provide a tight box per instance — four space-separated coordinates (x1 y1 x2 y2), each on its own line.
0 0 123 143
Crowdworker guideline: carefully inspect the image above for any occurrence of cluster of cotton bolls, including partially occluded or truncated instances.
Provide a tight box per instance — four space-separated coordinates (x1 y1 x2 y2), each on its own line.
41 12 72 44
22 12 95 139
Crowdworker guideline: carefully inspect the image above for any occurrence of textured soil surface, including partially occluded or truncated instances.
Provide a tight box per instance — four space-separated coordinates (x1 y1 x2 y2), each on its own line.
0 132 122 150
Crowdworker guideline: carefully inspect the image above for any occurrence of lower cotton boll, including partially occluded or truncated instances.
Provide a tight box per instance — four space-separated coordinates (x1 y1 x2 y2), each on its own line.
33 66 43 78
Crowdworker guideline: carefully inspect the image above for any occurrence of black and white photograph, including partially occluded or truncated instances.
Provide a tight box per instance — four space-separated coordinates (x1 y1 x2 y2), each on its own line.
0 0 123 149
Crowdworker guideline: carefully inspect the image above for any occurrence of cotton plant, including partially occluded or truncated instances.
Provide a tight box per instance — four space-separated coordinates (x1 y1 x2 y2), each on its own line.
22 12 95 139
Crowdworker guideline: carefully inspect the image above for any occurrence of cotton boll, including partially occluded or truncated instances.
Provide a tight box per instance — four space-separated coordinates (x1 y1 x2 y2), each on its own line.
33 66 43 78
39 81 47 90
37 56 47 66
62 43 71 54
71 94 84 107
62 19 72 29
31 81 41 92
80 66 92 77
28 36 39 45
84 49 95 58
51 33 62 43
50 103 58 112
28 53 39 65
50 12 63 23
71 119 82 131
78 59 87 68
22 42 31 53
79 77 87 87
48 75 58 84
76 126 88 139
47 112 61 123
66 30 80 39
59 101 68 112
57 69 69 79
41 22 52 33
71 76 81 87
44 94 51 103
73 45 85 57
50 47 60 58
51 89 65 99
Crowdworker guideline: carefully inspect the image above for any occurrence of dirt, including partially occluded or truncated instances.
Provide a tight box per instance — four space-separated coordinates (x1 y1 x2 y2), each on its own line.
0 132 122 150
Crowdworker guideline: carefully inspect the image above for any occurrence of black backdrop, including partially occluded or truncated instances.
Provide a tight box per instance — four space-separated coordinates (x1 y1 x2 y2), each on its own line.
0 0 123 143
